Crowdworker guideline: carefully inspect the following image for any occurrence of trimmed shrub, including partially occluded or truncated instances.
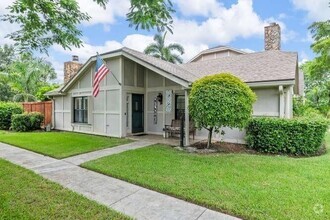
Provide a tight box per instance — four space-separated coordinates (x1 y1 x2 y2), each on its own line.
11 114 31 132
11 112 44 132
0 102 23 130
189 73 256 148
29 112 44 130
246 117 329 156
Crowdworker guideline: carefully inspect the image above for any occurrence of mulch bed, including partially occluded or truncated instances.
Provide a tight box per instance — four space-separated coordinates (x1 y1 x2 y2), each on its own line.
192 141 254 153
188 141 257 154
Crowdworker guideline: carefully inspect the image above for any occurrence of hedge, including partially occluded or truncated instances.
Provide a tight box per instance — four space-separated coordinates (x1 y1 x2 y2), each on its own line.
11 112 44 132
0 102 23 130
246 117 329 156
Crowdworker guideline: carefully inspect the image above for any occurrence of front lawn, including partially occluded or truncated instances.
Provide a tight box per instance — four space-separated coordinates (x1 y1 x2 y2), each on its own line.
0 131 131 159
82 133 330 220
0 159 129 219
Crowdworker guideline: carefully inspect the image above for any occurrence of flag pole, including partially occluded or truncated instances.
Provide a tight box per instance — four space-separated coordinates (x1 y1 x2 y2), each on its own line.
97 52 121 86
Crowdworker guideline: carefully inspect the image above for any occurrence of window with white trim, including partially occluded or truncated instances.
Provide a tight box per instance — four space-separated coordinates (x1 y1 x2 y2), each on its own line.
74 97 88 123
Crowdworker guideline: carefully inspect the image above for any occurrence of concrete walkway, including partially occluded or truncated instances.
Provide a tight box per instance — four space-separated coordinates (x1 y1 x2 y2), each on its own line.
0 143 240 220
63 140 155 165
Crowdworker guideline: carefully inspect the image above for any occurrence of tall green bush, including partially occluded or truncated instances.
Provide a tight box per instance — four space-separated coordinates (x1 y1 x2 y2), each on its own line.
11 114 31 132
0 102 23 130
11 112 44 132
246 117 329 156
293 96 326 119
189 73 256 148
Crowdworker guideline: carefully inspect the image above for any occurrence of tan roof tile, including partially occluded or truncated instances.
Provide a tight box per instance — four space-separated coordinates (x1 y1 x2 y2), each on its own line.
124 47 297 83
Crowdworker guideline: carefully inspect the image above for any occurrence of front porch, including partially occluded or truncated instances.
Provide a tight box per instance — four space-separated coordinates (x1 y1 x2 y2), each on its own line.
121 57 192 145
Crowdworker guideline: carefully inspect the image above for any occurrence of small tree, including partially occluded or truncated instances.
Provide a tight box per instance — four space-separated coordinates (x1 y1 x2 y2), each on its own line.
189 73 257 148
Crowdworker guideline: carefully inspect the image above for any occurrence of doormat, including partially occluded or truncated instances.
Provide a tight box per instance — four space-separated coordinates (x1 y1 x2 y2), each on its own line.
133 134 148 136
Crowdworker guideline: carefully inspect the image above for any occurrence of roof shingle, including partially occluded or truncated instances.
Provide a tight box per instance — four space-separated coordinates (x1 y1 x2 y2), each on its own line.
180 50 298 83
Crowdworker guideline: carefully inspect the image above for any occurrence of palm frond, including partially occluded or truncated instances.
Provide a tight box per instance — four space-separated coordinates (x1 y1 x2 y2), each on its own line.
168 43 185 55
144 44 161 55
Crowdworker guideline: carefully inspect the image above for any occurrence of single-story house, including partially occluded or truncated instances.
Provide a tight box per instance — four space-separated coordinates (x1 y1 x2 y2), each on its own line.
47 23 301 145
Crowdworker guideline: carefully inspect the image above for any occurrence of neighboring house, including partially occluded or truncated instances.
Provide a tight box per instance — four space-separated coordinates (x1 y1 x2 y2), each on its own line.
188 45 247 62
47 23 301 145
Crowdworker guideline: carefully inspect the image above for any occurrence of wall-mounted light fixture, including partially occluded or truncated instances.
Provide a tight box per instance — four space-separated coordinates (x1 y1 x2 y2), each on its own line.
156 93 163 105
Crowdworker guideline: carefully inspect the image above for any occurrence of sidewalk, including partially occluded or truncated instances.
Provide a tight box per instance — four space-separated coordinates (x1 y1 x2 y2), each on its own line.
0 142 240 220
63 140 155 165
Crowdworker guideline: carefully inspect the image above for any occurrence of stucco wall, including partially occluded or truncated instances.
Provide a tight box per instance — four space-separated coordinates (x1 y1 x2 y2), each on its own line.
253 87 279 117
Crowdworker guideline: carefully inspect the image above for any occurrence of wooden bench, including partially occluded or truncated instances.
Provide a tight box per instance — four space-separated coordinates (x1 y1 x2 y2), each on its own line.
164 119 196 140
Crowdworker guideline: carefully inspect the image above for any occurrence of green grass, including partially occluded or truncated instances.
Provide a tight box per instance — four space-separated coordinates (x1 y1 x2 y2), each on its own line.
0 131 132 159
82 133 330 220
0 159 129 220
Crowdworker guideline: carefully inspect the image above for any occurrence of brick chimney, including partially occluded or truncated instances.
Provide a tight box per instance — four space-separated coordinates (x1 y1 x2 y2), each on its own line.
264 23 281 50
64 55 82 83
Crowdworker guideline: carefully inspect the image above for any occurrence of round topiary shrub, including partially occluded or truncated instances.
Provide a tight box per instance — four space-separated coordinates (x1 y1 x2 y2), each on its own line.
0 102 23 130
189 73 257 148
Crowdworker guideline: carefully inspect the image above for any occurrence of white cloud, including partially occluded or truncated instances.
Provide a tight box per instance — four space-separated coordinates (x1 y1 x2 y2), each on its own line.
169 0 273 47
122 34 154 52
54 34 154 57
0 0 17 46
53 34 155 62
53 40 123 62
299 51 309 65
180 43 209 61
291 0 330 21
240 48 255 53
174 0 223 17
78 0 130 26
278 13 287 20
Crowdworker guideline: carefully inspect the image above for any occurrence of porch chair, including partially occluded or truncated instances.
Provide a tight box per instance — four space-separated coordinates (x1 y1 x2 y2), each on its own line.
164 119 196 140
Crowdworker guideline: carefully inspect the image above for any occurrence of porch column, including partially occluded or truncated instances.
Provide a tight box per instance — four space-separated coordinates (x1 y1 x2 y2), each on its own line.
279 85 284 118
184 89 190 146
285 86 293 119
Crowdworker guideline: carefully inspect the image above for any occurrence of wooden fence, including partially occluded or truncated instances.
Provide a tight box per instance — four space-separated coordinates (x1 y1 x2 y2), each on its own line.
22 101 52 126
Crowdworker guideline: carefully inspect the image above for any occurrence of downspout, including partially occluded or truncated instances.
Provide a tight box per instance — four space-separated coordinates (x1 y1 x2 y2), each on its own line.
51 97 55 129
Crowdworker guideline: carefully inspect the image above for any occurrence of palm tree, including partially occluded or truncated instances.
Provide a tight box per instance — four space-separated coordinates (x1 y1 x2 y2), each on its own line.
8 54 56 102
144 32 185 64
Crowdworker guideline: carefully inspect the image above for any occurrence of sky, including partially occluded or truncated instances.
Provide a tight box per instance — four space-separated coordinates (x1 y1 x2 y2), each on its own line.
0 0 329 83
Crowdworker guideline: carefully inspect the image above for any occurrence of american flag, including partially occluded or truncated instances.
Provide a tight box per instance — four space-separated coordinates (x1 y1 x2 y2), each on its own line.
93 54 110 97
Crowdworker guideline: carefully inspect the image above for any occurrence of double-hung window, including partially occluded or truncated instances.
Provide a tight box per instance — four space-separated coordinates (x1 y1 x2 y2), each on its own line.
74 97 88 123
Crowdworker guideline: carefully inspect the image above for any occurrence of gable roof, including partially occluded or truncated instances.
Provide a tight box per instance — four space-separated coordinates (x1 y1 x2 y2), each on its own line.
181 50 298 83
122 47 200 82
189 45 247 63
47 47 298 96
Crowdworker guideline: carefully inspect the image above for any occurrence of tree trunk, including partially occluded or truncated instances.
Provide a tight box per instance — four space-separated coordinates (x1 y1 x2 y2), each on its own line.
207 127 213 149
